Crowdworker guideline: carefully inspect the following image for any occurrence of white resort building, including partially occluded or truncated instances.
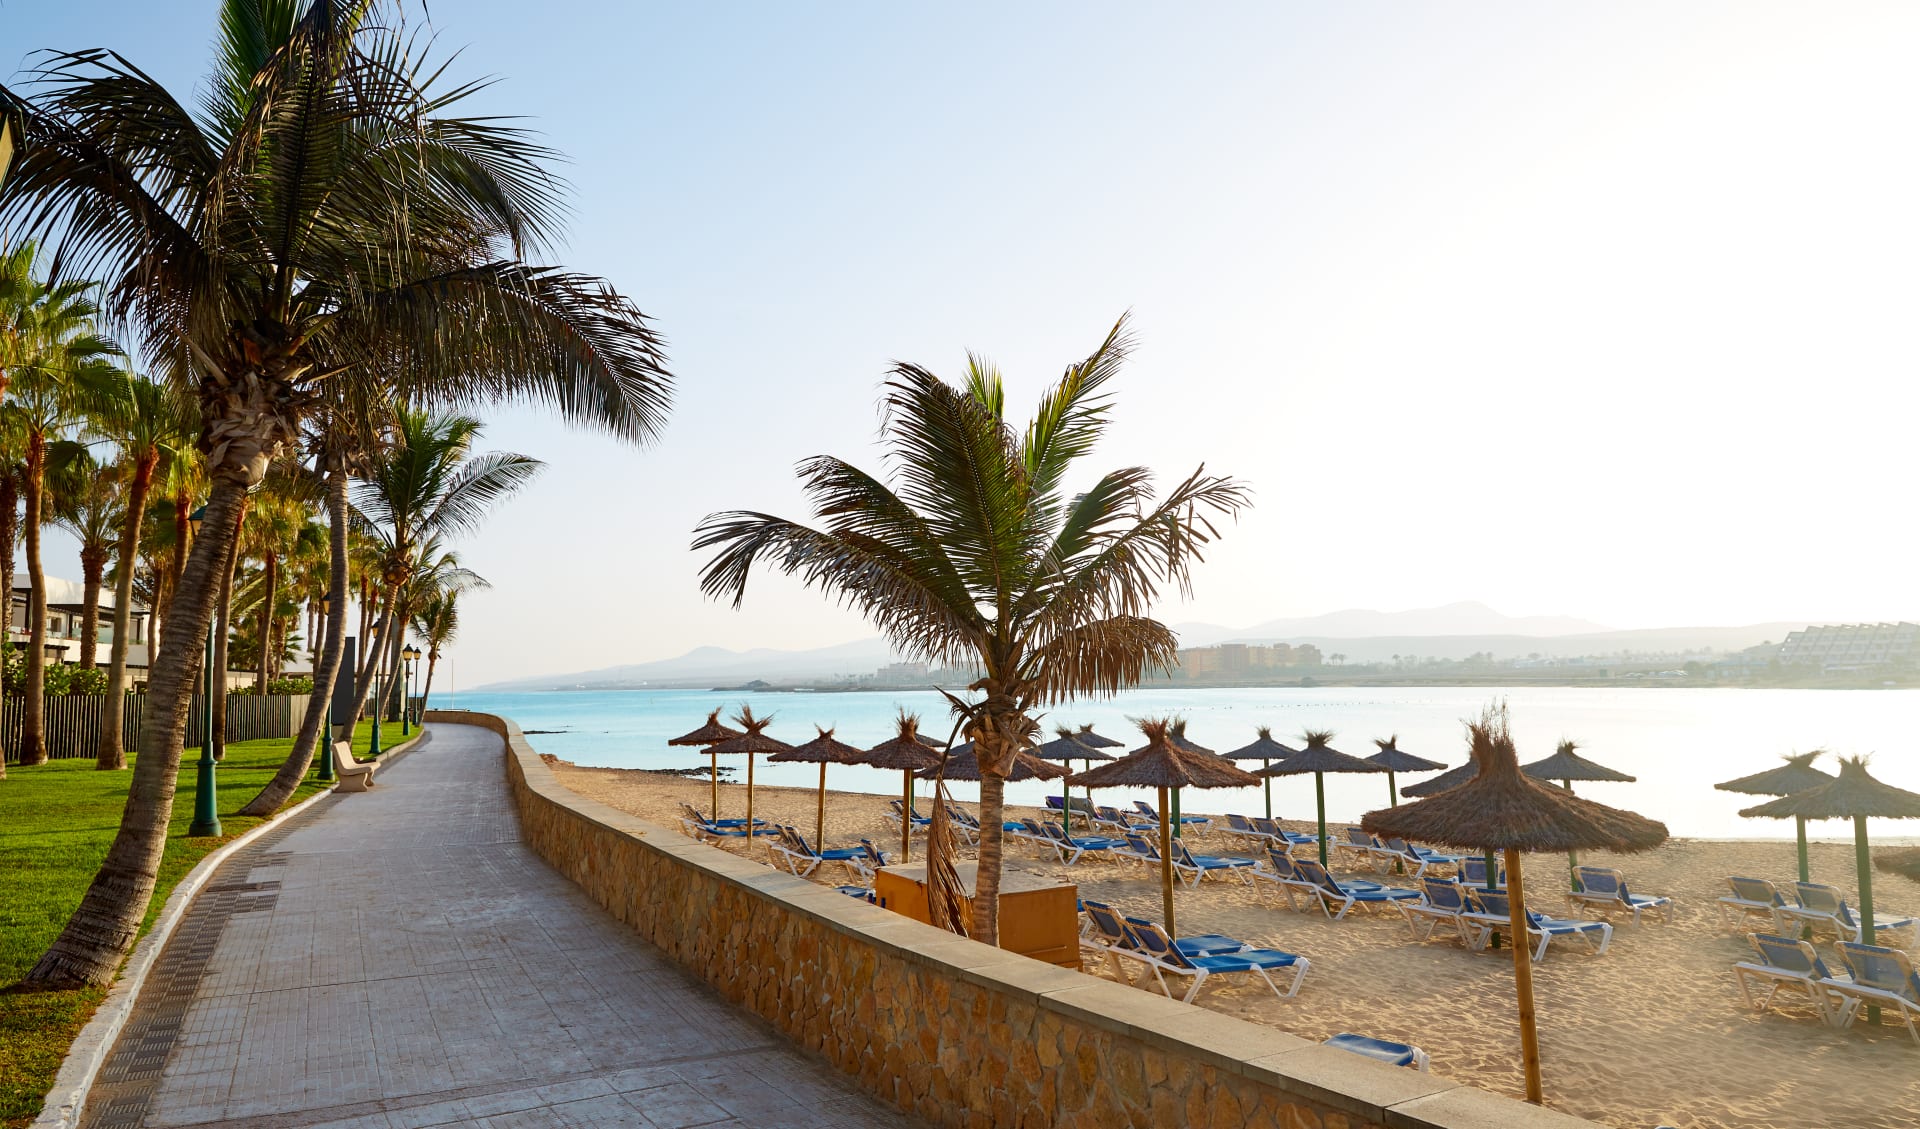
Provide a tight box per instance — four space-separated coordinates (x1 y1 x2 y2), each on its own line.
6 577 152 674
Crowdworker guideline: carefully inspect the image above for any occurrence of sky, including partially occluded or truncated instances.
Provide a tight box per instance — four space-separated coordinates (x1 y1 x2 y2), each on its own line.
7 2 1920 688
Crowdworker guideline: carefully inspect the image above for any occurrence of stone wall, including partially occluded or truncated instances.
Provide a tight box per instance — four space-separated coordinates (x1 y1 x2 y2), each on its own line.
425 709 1596 1129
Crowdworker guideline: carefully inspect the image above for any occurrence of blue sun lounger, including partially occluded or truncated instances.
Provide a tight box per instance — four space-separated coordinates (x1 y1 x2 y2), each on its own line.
1292 859 1421 920
1824 942 1920 1045
1779 882 1917 946
1568 866 1673 925
1734 932 1846 1023
1173 840 1259 885
1717 876 1788 932
1133 799 1212 831
1463 890 1613 961
1078 900 1243 983
1039 821 1128 865
1120 917 1309 1003
1401 876 1473 945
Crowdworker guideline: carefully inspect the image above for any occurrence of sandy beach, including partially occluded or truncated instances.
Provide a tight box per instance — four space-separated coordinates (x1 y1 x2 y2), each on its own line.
550 762 1920 1129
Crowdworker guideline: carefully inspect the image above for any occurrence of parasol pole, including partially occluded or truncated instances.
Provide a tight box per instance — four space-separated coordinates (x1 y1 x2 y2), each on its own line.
1170 787 1183 839
1563 780 1581 891
1795 815 1810 884
711 749 720 819
745 753 755 836
1314 772 1328 865
1085 758 1096 831
902 769 913 862
1855 813 1880 1024
1263 759 1273 819
1158 784 1176 935
1387 768 1398 807
1506 847 1543 1104
816 762 828 847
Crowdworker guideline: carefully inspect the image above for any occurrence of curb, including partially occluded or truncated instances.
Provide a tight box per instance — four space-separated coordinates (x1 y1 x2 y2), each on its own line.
31 766 345 1129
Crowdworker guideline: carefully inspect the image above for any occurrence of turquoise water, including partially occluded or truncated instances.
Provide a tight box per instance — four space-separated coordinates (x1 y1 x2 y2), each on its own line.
444 685 1920 842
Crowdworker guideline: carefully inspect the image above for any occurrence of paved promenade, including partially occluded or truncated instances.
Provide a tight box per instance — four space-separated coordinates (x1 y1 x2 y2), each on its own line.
81 723 919 1129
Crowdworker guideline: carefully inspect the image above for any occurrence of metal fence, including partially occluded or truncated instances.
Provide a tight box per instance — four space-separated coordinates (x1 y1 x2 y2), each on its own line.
0 693 313 763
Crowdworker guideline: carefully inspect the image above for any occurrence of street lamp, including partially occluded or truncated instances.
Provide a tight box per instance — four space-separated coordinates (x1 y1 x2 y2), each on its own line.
368 653 382 759
185 504 220 837
316 590 334 783
400 645 420 736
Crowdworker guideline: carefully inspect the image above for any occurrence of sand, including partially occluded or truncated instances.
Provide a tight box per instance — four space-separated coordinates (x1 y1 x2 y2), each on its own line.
550 762 1920 1129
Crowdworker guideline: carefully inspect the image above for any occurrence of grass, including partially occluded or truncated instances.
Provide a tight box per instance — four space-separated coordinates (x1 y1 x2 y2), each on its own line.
0 718 407 1128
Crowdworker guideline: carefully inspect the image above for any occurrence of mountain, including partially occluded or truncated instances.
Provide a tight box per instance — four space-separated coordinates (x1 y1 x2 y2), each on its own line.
480 636 895 691
1168 602 1612 647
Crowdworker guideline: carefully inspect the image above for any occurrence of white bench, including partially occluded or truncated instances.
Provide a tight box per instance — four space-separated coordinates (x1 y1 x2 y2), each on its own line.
332 740 376 792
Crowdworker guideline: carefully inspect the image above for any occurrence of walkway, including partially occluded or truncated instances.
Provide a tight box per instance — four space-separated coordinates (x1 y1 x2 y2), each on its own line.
80 724 919 1129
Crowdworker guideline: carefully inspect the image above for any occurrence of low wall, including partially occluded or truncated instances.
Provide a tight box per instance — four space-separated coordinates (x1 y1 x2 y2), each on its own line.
427 708 1596 1129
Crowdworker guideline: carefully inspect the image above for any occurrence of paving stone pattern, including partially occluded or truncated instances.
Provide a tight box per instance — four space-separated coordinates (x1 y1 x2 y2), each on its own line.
81 725 921 1129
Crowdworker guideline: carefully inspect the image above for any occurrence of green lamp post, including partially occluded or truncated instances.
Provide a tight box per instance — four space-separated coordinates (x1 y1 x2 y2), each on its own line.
400 644 420 736
315 590 334 783
368 657 382 758
185 505 222 837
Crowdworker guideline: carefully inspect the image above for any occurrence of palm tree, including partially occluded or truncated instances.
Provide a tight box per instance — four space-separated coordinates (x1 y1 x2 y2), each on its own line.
409 582 472 713
89 374 196 768
50 448 124 670
5 1 671 988
0 255 120 764
695 318 1247 942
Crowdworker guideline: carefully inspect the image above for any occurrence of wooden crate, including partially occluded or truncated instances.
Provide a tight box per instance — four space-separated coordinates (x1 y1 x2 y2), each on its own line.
873 861 1080 968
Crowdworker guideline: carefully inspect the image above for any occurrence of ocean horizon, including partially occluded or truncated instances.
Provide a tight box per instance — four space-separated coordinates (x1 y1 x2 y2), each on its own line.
441 684 1920 843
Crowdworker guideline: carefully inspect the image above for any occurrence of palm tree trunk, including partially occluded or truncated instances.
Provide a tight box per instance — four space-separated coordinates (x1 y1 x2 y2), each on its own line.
347 586 401 724
78 543 108 671
97 453 156 769
20 433 48 766
0 470 17 781
23 477 246 987
420 650 438 713
255 551 277 690
209 519 241 761
356 576 373 669
241 459 350 817
973 769 1006 946
381 614 406 721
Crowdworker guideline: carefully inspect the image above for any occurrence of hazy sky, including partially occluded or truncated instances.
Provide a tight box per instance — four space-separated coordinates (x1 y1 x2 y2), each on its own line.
10 3 1920 688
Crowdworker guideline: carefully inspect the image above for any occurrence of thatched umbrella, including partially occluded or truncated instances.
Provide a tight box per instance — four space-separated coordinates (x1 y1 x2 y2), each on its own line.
1401 760 1475 797
857 713 945 862
918 744 1068 783
703 707 792 838
1877 846 1920 884
1739 757 1920 950
1521 739 1635 886
1362 704 1668 1105
668 709 742 821
1069 718 1258 935
1073 724 1123 750
1033 727 1115 834
767 726 866 847
1255 730 1387 865
1366 735 1445 807
1225 727 1299 819
1715 751 1833 883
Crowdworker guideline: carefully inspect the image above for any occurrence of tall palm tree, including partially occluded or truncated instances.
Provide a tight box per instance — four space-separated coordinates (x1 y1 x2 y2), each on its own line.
409 583 469 713
50 448 124 670
696 318 1247 942
0 259 120 764
4 1 671 988
88 374 196 768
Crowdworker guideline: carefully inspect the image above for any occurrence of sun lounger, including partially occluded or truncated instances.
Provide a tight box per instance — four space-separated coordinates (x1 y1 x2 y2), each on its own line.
856 839 890 874
1133 799 1212 831
1251 816 1317 852
1093 805 1150 834
331 740 376 792
769 825 867 879
1292 858 1422 920
1173 840 1259 885
1459 856 1506 890
1380 838 1462 878
1077 901 1243 983
1250 846 1323 912
1717 876 1788 932
1323 1033 1430 1071
1039 821 1128 865
1566 866 1673 925
1462 890 1612 961
1045 795 1097 826
883 799 933 835
1779 882 1917 945
1335 827 1397 872
1402 876 1474 945
1734 932 1847 1023
1823 943 1920 1045
675 801 775 843
1120 918 1310 1003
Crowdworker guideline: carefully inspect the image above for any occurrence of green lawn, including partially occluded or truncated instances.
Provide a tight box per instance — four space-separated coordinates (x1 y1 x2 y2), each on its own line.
0 719 408 1128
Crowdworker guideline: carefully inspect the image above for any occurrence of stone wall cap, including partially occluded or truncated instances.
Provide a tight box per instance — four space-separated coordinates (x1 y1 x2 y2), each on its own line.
1036 980 1192 1039
1385 1082 1598 1129
954 954 1088 1001
1248 1044 1458 1121
1146 1010 1318 1076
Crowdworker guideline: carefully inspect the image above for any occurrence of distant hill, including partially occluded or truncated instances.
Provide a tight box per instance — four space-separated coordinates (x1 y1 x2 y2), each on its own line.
478 601 1819 691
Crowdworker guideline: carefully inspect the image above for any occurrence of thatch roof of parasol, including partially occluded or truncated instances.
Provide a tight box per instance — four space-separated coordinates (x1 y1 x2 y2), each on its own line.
1255 730 1383 777
1168 718 1218 756
857 712 945 771
1068 719 1259 790
1521 740 1634 783
1366 734 1445 773
768 726 867 765
1715 750 1833 797
667 709 742 746
1072 724 1124 749
1225 727 1299 763
1361 706 1669 853
1400 760 1477 797
1738 757 1920 821
920 745 1068 782
704 707 792 757
1033 726 1116 764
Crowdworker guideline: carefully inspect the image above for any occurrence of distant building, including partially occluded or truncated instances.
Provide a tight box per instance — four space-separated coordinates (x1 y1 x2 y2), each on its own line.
1175 642 1318 676
1777 622 1920 672
8 577 151 672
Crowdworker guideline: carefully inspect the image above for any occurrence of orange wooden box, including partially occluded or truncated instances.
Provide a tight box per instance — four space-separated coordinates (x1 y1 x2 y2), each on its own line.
873 861 1080 968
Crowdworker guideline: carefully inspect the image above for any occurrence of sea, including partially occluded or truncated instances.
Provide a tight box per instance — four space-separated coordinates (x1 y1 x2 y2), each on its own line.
443 685 1920 843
